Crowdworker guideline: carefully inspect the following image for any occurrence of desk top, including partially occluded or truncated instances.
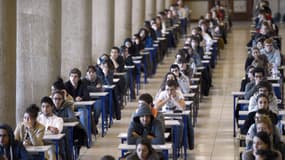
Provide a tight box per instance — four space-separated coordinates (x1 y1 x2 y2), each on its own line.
118 143 172 150
231 91 245 96
63 121 79 127
163 110 191 116
43 133 65 140
90 92 108 97
124 65 135 69
237 99 249 104
113 78 120 83
74 101 95 106
133 60 141 64
183 93 195 97
190 85 198 89
103 85 116 89
165 119 180 126
26 145 52 152
114 72 127 76
131 56 143 60
201 60 210 63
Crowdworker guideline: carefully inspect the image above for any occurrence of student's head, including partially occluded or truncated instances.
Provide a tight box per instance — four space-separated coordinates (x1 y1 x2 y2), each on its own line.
135 137 154 160
170 64 180 77
134 106 153 127
251 47 261 59
164 72 177 82
256 94 269 110
253 131 271 154
41 96 54 117
52 90 65 109
23 104 40 126
110 46 120 59
246 66 255 80
138 93 153 108
51 77 67 96
124 38 133 48
165 79 178 95
0 124 14 147
264 38 274 53
255 149 278 160
86 65 97 81
257 81 272 96
132 34 141 44
255 115 273 135
69 68 81 87
100 155 115 160
190 36 200 48
255 109 270 123
253 67 265 84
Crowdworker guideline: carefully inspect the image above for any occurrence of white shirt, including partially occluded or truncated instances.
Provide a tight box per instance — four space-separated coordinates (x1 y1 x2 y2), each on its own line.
37 113 64 134
157 89 184 112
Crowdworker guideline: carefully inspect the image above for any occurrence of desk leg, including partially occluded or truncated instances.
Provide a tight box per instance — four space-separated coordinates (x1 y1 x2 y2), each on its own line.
162 150 169 160
183 116 189 159
143 55 148 84
109 90 113 128
69 127 75 160
78 107 92 147
101 96 106 137
233 95 236 137
40 152 45 160
172 126 178 160
54 140 59 160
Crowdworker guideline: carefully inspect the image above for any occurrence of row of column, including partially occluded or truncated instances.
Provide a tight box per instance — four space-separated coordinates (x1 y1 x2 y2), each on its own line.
0 0 175 125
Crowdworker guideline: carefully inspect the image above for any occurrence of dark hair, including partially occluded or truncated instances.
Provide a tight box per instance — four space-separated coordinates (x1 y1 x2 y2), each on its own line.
256 109 270 115
255 131 271 149
255 149 278 160
253 67 265 76
40 96 54 107
160 72 178 90
257 93 269 101
139 93 153 105
169 64 180 71
100 155 115 160
25 104 40 119
52 77 66 90
86 65 96 73
136 137 154 154
166 79 178 88
257 81 272 93
111 46 120 53
52 90 65 98
69 68 81 77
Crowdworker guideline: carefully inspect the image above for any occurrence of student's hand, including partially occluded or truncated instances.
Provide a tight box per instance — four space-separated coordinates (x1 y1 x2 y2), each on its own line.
75 96 82 102
147 134 154 140
23 120 33 129
48 126 59 134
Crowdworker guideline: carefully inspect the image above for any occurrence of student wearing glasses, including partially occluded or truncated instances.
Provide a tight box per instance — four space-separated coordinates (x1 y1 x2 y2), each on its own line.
169 64 190 94
244 67 266 100
260 38 281 68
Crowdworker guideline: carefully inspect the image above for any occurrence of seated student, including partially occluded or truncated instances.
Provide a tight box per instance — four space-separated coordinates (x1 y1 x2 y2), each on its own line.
260 38 281 68
132 34 144 56
240 94 278 135
0 124 28 160
52 90 88 158
244 47 268 73
38 96 64 160
155 79 185 111
82 65 103 93
174 49 194 80
240 66 255 92
244 67 266 100
126 137 161 160
127 105 165 145
14 104 45 146
243 131 282 160
246 115 283 154
137 93 165 132
65 68 89 101
248 81 278 114
51 77 74 103
169 64 190 94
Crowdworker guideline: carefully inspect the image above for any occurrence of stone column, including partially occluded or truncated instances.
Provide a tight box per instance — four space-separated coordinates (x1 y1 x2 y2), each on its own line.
61 0 92 79
156 0 165 13
16 0 61 123
114 0 132 46
132 0 145 34
92 0 114 63
145 0 156 20
165 0 173 9
0 0 16 126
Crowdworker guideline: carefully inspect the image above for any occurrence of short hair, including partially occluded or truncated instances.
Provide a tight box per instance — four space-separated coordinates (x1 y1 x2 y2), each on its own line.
69 68 81 77
40 96 54 107
253 67 265 76
255 115 273 132
256 93 269 103
111 46 120 53
135 137 154 153
169 64 180 71
100 155 115 160
264 38 273 44
86 65 96 72
25 104 40 119
52 90 65 98
257 81 272 92
139 93 153 105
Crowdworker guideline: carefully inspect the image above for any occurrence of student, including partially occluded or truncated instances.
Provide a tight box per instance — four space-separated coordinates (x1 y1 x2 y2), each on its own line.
260 38 281 67
243 131 281 160
65 68 89 101
126 137 161 160
82 65 103 93
51 77 74 102
248 81 278 114
169 64 190 94
244 67 265 100
127 106 165 145
38 96 64 160
0 124 28 160
240 66 255 92
14 104 45 146
155 79 186 111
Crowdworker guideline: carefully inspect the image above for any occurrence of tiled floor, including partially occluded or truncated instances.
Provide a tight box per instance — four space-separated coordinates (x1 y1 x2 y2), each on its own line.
79 22 285 160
